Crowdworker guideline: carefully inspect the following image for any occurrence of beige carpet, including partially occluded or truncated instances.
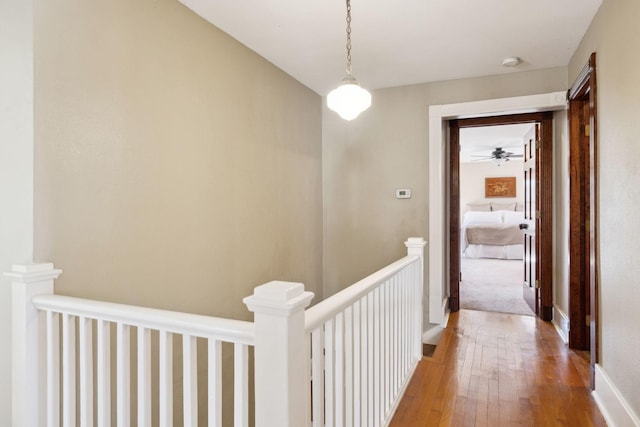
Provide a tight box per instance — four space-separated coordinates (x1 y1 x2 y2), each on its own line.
460 258 534 316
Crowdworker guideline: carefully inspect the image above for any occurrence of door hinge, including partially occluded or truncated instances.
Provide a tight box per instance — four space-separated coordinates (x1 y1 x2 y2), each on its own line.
585 124 591 137
536 140 541 150
535 280 540 289
535 210 541 220
586 315 591 326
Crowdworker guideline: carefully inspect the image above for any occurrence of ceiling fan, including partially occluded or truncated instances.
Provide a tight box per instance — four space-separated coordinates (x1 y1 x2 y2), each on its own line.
472 147 523 164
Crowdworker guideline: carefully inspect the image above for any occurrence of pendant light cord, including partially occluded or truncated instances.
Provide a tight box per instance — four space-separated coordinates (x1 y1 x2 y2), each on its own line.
345 0 352 75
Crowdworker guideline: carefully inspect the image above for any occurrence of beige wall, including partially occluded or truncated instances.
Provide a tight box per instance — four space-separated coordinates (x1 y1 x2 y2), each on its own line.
460 159 524 217
0 0 35 421
323 68 568 298
34 0 323 319
569 0 640 416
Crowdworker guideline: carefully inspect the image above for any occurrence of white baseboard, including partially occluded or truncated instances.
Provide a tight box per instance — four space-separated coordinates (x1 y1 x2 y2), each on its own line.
552 306 569 344
592 364 640 427
422 324 444 345
423 306 450 345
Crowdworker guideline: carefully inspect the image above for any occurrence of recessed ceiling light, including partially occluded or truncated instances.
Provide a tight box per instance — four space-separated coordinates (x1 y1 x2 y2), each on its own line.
502 57 521 67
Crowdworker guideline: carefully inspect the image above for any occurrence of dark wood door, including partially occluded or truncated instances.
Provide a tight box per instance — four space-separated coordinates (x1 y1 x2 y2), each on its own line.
522 125 539 314
568 52 598 388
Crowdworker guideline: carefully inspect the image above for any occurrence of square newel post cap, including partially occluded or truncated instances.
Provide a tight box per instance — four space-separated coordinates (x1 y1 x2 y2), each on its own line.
4 263 62 283
405 237 427 249
244 281 314 317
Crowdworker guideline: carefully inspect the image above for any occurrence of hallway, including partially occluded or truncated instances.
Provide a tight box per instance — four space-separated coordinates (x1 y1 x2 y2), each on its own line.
390 310 607 426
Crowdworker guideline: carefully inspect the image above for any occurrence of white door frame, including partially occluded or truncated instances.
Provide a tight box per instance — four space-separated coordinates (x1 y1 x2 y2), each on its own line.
427 91 567 325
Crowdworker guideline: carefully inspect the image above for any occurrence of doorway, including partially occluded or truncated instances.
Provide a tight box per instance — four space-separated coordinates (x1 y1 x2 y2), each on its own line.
456 124 533 316
449 113 554 320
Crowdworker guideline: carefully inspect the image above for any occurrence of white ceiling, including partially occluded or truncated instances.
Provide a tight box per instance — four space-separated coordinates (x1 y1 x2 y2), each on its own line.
179 0 602 95
460 124 533 163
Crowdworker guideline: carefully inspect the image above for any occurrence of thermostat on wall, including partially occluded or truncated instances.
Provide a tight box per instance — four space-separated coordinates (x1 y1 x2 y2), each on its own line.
396 189 411 199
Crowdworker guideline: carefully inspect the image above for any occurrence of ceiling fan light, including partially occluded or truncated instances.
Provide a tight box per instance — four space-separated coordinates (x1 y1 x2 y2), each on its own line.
327 76 372 121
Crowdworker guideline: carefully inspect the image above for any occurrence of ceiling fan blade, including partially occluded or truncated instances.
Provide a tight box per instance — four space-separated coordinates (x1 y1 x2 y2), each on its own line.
507 154 524 158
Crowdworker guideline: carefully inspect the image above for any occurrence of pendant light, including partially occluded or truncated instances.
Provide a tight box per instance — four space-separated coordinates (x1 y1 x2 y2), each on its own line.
327 0 371 121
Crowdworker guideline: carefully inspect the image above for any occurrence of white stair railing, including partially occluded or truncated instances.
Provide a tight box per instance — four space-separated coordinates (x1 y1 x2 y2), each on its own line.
304 237 425 427
9 237 426 427
8 264 255 427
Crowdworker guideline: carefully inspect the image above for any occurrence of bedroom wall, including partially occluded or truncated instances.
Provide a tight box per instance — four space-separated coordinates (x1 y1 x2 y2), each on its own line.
459 159 524 217
569 0 640 420
322 67 568 299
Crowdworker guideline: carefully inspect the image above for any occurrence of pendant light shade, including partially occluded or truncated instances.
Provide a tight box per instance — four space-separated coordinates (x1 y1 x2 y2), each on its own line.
328 0 371 121
327 75 372 121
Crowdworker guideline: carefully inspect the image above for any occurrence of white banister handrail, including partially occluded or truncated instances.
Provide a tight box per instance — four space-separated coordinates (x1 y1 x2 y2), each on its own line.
32 294 255 345
305 254 420 332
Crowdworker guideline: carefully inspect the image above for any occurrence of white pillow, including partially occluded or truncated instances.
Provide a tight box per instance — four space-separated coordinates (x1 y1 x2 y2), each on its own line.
503 210 525 225
463 211 503 225
492 202 516 211
467 203 491 212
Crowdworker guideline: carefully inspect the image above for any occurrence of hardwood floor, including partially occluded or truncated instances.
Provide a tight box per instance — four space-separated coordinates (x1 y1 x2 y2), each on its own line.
390 310 607 426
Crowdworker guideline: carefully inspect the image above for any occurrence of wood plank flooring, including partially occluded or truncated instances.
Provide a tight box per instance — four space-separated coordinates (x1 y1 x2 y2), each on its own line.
390 309 607 426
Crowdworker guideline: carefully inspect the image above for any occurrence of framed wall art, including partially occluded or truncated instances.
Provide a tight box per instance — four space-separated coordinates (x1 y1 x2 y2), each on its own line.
485 177 516 198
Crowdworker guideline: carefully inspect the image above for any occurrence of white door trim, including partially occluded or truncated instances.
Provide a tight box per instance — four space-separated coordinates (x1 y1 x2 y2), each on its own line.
427 91 567 325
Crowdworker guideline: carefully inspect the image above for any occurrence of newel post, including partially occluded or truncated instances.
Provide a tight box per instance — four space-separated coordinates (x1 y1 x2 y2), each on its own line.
405 237 427 358
243 281 314 427
5 263 62 427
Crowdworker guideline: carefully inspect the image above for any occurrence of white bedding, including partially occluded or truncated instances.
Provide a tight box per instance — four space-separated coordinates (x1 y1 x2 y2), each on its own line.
461 210 525 260
463 243 524 260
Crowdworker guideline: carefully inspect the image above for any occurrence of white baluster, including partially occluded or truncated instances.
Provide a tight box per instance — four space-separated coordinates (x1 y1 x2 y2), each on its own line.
335 313 344 427
233 343 248 427
79 316 93 427
62 313 76 427
244 281 314 427
117 323 130 427
138 327 151 427
97 320 111 427
208 339 222 427
352 301 361 427
183 335 198 427
373 287 381 426
159 331 173 427
367 292 374 426
383 280 390 414
344 306 353 427
325 318 335 427
360 296 368 427
6 263 61 427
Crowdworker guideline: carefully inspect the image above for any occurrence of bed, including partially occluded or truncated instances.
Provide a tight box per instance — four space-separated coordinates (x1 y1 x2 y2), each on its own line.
461 210 524 260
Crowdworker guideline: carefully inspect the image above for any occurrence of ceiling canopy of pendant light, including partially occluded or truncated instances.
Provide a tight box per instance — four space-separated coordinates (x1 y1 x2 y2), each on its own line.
327 0 371 121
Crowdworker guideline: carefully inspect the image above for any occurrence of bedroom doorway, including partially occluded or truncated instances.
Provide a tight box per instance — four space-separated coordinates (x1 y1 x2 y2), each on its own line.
457 123 533 316
449 113 554 320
